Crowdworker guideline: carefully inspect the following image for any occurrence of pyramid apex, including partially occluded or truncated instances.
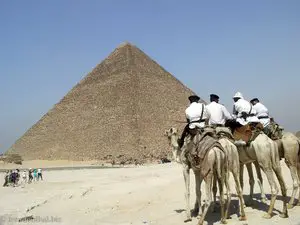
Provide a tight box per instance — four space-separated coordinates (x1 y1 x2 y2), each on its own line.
117 41 134 48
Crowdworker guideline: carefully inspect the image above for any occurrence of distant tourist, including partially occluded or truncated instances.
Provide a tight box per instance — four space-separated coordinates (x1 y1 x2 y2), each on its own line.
21 170 27 187
28 168 33 183
3 170 10 187
10 169 19 187
37 168 43 181
33 169 38 182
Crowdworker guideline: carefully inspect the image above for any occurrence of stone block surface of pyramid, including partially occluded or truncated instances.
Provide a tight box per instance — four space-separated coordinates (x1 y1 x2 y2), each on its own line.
7 42 203 163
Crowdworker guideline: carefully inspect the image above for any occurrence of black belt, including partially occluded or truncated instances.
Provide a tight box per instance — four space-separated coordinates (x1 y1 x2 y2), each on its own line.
190 119 206 124
239 113 256 118
258 116 269 119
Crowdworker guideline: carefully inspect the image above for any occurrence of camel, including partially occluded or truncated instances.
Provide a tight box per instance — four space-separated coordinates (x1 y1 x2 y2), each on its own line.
233 132 288 219
251 132 300 208
165 127 246 223
182 129 228 225
277 132 300 208
165 127 199 222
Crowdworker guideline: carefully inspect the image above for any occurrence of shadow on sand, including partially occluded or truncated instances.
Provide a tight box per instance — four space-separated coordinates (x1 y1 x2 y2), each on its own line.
174 193 289 225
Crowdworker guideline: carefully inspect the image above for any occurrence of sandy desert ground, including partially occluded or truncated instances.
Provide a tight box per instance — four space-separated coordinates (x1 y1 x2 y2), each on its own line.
1 161 300 225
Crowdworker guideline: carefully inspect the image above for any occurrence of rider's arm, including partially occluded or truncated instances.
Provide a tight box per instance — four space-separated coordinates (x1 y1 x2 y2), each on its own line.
222 105 233 120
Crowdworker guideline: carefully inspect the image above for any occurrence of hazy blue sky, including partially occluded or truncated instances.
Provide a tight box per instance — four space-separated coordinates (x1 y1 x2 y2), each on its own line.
1 0 300 153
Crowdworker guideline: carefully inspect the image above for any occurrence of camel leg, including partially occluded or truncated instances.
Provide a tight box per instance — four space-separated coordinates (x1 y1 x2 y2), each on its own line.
183 164 192 222
218 174 227 224
273 165 288 218
194 173 202 217
223 170 231 221
262 168 279 219
245 163 255 206
239 163 246 208
211 173 218 213
232 169 246 220
254 161 267 203
286 164 299 209
197 172 214 225
297 162 300 206
239 163 244 190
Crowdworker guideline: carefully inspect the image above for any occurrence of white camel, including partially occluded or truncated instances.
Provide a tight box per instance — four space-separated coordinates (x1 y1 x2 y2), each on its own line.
233 132 289 219
182 129 228 225
165 127 198 222
252 132 300 208
165 127 246 223
277 132 300 208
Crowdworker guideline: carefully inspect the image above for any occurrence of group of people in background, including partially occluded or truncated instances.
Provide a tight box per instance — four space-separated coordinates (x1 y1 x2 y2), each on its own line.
3 168 43 187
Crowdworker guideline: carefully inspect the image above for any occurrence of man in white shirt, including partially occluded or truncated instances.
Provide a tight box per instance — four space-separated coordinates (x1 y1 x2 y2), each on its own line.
206 94 232 126
250 98 270 128
227 92 262 146
250 98 283 139
178 95 208 148
232 92 260 126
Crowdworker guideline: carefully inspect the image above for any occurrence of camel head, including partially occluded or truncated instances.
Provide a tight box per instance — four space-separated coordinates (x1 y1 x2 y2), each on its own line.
165 127 179 139
164 127 181 163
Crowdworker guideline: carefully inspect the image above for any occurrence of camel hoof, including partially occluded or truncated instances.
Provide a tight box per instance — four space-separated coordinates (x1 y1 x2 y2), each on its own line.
239 216 247 221
221 219 228 224
262 213 272 219
196 214 203 219
184 218 192 223
287 204 294 209
279 213 288 218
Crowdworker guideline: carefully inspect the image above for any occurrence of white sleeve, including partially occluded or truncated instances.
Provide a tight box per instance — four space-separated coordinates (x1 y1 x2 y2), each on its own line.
222 105 232 120
204 105 210 119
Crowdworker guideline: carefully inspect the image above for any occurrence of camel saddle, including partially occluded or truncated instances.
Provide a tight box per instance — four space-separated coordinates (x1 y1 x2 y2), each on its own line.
215 127 235 142
233 123 264 143
186 128 224 177
264 121 283 140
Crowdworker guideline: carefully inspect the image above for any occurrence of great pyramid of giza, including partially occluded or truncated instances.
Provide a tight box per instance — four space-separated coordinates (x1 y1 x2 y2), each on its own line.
7 42 202 163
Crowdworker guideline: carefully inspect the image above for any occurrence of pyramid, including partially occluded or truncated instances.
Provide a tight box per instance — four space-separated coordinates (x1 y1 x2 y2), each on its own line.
7 42 202 162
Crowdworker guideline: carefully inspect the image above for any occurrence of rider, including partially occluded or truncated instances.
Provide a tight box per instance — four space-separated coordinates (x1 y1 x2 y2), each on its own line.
249 98 270 128
231 92 261 145
250 98 283 139
178 95 209 148
206 94 232 127
232 92 260 126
